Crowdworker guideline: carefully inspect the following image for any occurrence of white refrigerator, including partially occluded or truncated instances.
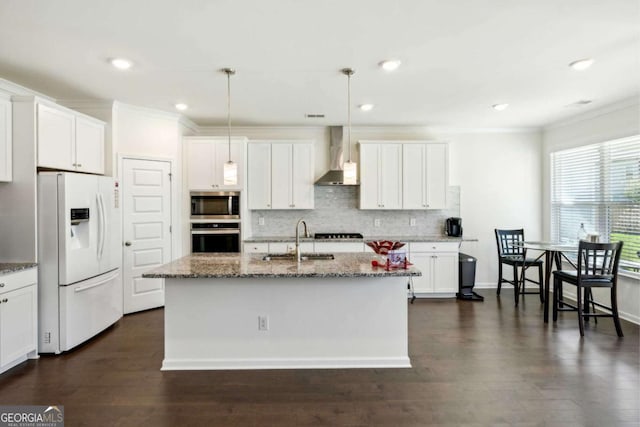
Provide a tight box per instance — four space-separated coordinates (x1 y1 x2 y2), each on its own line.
38 172 122 353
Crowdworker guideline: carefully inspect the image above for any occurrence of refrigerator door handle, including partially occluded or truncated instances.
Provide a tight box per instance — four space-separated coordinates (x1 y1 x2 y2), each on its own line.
100 194 107 259
96 193 105 260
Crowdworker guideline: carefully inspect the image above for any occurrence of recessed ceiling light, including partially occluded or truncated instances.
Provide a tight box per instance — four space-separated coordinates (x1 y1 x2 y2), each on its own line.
379 60 401 71
569 58 594 71
492 103 509 111
359 104 374 111
175 103 188 111
110 58 132 70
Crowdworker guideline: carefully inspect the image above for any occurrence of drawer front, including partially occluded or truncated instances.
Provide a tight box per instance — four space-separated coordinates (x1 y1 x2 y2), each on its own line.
244 243 269 253
409 242 459 253
0 268 37 295
314 242 364 253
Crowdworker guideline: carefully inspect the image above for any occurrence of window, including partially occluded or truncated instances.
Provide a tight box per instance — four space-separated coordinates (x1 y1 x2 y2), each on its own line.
551 135 640 275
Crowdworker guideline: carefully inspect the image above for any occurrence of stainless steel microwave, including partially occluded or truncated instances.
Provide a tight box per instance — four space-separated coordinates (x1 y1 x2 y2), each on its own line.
190 191 240 219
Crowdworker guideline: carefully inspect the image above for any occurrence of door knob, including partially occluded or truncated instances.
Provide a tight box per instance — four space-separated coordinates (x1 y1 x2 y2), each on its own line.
124 241 132 247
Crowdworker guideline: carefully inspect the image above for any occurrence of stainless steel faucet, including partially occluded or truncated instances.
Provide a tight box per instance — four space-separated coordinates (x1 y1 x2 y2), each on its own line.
295 219 309 262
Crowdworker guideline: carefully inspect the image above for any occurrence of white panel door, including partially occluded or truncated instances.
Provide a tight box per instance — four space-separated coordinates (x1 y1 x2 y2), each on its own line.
247 143 272 209
0 285 37 367
122 158 172 314
271 143 293 209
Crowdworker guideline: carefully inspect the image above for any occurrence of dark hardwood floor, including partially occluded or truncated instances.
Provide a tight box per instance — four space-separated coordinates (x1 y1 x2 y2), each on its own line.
1 290 638 426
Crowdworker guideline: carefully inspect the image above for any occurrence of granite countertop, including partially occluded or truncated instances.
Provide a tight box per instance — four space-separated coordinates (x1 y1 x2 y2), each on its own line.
0 262 38 275
143 253 420 279
244 235 477 243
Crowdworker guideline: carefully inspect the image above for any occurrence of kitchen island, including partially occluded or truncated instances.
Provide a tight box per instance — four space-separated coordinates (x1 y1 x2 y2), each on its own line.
143 253 420 370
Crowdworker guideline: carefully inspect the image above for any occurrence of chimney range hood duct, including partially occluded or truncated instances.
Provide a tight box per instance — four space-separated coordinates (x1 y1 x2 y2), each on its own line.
314 126 359 186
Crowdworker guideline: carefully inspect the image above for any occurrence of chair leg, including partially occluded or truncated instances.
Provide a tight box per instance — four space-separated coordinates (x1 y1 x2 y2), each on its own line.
611 287 624 337
513 264 520 306
497 262 502 295
583 286 590 323
553 277 559 322
538 264 544 303
577 286 585 337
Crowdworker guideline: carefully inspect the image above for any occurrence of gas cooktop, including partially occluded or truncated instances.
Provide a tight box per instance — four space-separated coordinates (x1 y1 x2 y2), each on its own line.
314 233 364 240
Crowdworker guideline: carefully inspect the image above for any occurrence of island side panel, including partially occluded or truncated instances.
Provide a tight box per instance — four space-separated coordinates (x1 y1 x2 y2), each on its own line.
162 276 410 370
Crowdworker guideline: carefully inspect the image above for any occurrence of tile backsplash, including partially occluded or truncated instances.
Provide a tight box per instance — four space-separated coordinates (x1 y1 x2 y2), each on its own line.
249 186 460 237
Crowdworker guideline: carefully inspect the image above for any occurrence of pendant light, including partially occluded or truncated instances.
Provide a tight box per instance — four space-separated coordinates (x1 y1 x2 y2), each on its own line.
222 67 237 185
341 68 357 185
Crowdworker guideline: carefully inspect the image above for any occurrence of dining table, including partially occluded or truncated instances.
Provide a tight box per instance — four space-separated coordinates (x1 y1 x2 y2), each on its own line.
510 241 578 323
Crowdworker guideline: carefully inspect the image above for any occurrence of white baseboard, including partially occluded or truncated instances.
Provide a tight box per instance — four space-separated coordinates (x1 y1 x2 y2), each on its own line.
161 357 412 371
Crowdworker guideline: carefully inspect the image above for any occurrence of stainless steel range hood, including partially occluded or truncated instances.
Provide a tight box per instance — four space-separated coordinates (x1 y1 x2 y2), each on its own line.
314 126 359 186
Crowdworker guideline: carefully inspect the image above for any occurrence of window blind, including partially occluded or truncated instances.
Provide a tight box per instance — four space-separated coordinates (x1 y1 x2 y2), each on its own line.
551 136 640 274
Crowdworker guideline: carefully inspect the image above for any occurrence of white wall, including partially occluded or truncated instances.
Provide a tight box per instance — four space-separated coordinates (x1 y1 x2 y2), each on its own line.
542 97 640 324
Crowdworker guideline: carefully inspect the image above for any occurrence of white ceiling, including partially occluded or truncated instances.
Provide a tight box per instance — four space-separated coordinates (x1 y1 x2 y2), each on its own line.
0 0 638 128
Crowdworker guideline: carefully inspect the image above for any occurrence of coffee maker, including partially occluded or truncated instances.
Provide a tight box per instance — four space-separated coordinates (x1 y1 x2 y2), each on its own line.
445 217 463 237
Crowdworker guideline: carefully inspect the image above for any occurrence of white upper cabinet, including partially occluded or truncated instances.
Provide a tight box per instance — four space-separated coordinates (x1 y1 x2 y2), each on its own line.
186 137 245 191
247 141 314 210
0 97 11 182
75 116 105 174
362 140 448 210
247 142 271 209
424 143 448 209
37 103 105 174
359 142 402 209
403 142 448 210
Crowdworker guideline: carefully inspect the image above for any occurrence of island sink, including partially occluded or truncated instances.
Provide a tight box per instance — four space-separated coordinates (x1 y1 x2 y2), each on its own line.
262 253 335 261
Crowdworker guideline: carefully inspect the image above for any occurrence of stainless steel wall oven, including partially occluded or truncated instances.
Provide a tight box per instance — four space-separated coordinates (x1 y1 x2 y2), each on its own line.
191 222 241 253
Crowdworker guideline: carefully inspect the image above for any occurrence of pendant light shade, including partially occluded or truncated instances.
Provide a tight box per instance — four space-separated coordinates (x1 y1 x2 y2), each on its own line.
222 67 237 186
341 68 358 185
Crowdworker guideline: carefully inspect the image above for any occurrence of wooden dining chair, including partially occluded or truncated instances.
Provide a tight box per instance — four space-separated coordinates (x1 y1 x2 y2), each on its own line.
553 241 624 337
495 229 544 306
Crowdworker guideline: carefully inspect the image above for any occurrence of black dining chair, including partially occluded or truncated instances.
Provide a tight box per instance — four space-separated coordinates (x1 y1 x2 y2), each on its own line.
495 229 544 306
553 241 624 337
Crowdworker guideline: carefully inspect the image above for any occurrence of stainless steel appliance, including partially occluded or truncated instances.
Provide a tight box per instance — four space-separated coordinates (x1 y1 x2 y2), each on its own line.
314 233 364 239
445 217 463 237
190 191 240 219
191 222 241 253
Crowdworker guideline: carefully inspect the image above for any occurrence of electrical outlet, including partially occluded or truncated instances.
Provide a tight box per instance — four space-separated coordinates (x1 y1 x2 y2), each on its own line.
410 218 416 227
258 315 269 331
374 218 381 227
258 217 265 226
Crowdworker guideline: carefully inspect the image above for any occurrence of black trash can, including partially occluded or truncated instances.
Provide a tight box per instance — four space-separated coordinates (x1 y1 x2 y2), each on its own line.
457 253 484 301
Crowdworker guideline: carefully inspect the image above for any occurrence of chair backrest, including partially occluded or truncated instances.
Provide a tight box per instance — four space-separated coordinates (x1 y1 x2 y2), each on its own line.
577 240 624 279
495 229 525 257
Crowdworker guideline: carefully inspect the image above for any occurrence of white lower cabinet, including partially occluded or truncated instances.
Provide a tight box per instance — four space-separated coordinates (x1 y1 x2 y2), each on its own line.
0 268 38 374
409 242 458 297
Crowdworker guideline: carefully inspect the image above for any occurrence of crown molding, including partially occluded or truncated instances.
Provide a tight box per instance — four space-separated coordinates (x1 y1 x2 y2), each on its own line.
113 101 183 121
58 98 115 110
544 95 640 131
0 77 55 101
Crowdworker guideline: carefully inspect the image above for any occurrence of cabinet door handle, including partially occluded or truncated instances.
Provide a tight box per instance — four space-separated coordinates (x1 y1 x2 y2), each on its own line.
77 163 82 167
0 283 4 287
2 298 7 303
124 241 132 247
267 204 270 207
